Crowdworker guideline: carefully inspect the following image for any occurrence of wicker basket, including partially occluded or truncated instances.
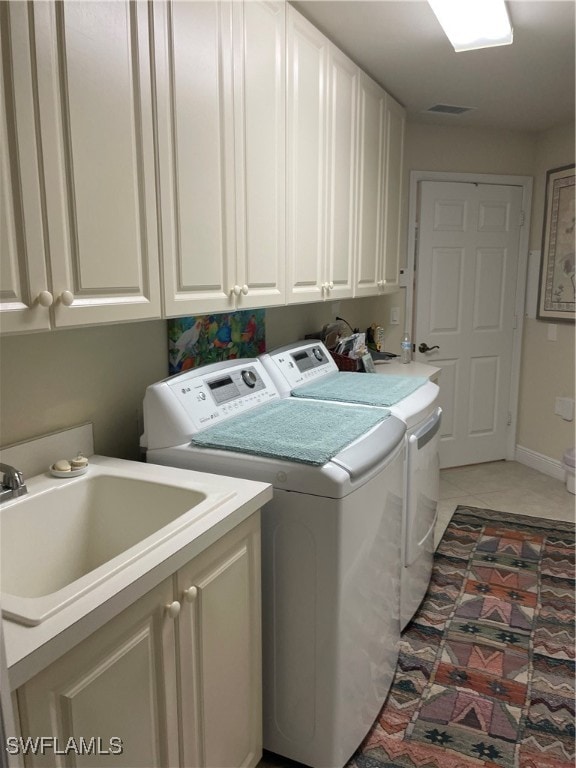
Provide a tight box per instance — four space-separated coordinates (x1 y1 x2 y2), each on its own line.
329 351 362 372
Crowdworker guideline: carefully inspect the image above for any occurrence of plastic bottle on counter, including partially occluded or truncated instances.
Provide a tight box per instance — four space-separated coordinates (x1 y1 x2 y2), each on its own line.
401 333 412 364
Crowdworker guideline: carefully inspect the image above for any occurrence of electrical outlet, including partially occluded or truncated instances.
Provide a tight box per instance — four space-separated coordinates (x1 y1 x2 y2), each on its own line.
390 307 399 325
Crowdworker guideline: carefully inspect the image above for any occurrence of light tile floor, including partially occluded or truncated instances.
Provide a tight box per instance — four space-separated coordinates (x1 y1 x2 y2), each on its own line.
259 461 575 768
435 460 575 547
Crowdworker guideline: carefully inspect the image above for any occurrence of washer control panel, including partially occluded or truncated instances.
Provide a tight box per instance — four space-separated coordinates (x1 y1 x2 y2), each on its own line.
261 341 338 391
166 361 278 432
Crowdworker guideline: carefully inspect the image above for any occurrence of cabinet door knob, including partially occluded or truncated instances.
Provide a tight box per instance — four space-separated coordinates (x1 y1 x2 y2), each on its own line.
37 290 54 308
165 600 181 619
233 285 241 296
241 284 249 295
183 586 198 603
59 290 75 306
328 281 334 290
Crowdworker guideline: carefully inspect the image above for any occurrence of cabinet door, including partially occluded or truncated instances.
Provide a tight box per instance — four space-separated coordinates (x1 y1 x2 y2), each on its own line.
33 1 161 327
286 7 327 305
154 0 236 317
382 94 406 290
233 0 286 310
324 44 358 301
17 579 179 768
0 2 51 333
177 514 261 768
354 72 387 298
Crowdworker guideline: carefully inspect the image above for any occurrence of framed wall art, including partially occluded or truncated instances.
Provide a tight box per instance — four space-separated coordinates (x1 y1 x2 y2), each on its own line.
537 164 575 322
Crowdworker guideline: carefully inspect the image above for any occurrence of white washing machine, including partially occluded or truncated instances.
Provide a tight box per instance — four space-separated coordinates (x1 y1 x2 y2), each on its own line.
260 341 441 630
141 359 406 768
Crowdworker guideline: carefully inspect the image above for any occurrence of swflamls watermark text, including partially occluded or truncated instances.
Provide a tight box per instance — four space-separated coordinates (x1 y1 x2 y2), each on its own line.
5 736 124 756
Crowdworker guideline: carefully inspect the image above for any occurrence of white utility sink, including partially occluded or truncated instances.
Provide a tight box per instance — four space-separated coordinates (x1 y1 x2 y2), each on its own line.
1 461 236 627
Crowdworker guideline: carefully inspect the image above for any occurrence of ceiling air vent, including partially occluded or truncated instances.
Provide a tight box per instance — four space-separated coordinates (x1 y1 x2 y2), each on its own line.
426 103 476 115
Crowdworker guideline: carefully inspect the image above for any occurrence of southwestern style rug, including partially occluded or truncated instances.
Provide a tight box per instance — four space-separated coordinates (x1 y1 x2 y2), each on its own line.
348 505 575 768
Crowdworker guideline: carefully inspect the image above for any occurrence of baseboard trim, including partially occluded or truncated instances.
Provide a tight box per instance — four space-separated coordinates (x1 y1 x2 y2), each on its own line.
515 445 565 481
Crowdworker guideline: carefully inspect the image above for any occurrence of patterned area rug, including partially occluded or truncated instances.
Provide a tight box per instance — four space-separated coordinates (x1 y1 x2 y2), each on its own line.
348 506 575 768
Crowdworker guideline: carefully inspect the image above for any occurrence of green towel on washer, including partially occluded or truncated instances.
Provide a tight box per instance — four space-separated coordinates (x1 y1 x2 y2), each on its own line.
191 399 390 466
292 372 427 407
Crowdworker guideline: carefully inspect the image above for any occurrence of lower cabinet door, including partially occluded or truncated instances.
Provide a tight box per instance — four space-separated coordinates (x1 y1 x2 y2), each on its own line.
16 578 179 768
176 514 262 768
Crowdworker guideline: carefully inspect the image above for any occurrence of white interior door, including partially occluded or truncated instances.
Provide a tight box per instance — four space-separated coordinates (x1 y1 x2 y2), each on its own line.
415 181 524 468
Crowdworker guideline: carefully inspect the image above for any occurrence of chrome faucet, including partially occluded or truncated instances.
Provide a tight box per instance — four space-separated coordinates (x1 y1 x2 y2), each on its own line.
0 462 27 502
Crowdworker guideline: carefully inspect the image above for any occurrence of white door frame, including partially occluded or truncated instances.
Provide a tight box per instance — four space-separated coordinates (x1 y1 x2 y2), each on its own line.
406 170 533 462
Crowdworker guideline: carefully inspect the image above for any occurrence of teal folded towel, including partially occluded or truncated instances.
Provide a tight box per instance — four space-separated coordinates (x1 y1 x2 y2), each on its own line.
292 372 427 407
191 399 390 466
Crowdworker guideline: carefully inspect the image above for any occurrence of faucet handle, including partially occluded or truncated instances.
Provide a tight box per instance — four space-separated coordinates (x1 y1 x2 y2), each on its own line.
0 463 27 498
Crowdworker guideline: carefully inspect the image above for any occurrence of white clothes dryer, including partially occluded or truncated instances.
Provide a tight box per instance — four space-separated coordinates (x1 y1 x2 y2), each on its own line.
260 341 441 630
141 359 406 768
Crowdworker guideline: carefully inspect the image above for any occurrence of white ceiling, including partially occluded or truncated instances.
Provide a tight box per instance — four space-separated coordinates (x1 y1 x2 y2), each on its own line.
291 0 575 133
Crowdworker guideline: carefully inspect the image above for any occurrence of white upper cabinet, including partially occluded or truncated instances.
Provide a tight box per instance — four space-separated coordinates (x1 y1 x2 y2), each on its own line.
286 9 327 304
382 94 406 290
155 0 286 317
354 72 387 298
2 0 405 333
325 46 358 301
233 0 286 310
286 7 357 304
354 74 405 297
1 3 51 333
34 0 161 327
154 0 235 317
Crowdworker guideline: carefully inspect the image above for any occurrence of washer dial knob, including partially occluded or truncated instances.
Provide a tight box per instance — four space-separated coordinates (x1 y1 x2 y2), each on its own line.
241 369 257 388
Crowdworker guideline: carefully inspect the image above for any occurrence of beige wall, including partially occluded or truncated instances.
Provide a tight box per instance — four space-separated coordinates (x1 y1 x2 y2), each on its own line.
404 123 538 177
0 297 397 461
0 321 168 460
402 118 575 464
518 120 575 461
1 121 573 467
266 295 395 350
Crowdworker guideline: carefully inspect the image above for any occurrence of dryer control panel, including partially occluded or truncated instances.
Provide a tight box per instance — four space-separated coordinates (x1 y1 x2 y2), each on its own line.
260 341 338 395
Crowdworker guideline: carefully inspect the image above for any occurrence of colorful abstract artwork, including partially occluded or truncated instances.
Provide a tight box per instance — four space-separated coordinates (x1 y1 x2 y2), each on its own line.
168 310 265 376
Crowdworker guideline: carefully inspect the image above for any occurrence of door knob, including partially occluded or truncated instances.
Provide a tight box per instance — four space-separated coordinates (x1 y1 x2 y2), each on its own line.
418 342 440 353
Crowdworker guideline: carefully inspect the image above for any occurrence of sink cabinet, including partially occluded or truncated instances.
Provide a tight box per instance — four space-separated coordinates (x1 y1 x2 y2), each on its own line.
15 513 261 768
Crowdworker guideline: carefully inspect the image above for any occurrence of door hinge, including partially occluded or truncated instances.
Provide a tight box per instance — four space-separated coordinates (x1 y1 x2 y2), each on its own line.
507 411 512 426
519 210 525 227
513 314 518 329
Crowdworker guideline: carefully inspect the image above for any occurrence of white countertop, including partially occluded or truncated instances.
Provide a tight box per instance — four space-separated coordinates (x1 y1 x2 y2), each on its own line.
375 360 441 381
2 456 272 689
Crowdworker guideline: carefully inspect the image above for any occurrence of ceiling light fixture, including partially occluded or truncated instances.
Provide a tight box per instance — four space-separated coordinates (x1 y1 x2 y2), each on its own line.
428 0 513 52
